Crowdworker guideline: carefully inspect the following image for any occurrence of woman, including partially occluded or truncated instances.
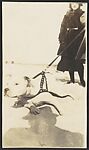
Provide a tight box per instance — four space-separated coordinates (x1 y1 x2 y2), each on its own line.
57 3 86 87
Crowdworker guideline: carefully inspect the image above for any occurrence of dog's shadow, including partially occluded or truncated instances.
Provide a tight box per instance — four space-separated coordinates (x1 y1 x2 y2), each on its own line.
4 106 84 148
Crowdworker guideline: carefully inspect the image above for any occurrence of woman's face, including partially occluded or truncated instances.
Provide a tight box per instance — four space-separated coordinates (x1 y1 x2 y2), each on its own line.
71 3 79 10
80 13 85 24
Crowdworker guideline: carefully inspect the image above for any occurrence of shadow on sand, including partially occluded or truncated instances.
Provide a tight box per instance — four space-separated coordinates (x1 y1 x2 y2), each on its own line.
4 106 84 148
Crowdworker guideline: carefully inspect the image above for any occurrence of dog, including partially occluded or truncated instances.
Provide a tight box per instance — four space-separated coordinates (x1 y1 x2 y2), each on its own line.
4 74 73 115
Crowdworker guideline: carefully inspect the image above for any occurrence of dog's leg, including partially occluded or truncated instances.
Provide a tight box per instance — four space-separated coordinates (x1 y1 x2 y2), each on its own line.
33 101 62 116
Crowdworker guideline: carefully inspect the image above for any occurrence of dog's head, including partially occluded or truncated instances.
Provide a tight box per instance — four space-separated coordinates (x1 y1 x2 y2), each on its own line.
4 75 33 98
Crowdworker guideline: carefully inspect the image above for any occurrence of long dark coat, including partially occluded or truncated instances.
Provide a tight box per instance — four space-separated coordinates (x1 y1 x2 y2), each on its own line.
57 8 86 72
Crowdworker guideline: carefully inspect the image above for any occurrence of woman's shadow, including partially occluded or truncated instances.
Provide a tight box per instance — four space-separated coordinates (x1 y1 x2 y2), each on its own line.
4 106 84 148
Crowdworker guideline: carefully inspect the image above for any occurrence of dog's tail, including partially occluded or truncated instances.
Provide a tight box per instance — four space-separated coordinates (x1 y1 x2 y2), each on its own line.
48 91 74 100
33 101 62 116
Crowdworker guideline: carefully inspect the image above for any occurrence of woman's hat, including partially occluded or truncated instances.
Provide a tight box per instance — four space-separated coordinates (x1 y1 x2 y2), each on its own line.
69 3 83 8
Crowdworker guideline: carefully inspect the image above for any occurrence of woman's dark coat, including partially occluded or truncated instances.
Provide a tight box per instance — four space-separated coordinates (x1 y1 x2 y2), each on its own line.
57 8 86 71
